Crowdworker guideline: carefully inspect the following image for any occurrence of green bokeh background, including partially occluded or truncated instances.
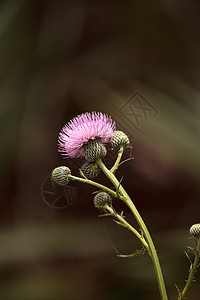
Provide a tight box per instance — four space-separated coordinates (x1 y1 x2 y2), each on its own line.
0 1 200 299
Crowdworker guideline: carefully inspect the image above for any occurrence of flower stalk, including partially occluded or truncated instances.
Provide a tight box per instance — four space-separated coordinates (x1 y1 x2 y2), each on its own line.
178 238 200 300
66 158 168 300
97 158 168 300
68 173 118 198
110 146 124 173
51 111 200 300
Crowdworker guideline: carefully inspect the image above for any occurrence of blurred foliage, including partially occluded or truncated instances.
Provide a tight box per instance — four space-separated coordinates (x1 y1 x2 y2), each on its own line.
0 0 200 299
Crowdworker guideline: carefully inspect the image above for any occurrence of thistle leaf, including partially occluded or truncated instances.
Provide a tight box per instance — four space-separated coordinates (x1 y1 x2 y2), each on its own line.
113 219 127 228
118 157 134 167
98 213 112 218
184 250 193 265
117 248 147 258
175 284 182 297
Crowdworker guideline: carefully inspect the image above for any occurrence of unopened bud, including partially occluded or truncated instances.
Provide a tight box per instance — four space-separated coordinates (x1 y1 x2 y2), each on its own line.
94 192 112 208
51 166 71 186
190 224 200 239
111 131 130 149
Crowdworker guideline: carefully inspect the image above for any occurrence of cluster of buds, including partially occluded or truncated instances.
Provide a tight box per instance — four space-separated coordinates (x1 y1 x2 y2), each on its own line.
52 112 130 186
82 130 130 163
51 112 131 215
52 130 130 186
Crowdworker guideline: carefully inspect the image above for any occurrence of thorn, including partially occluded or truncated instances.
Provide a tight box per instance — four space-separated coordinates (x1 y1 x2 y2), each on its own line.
98 213 112 218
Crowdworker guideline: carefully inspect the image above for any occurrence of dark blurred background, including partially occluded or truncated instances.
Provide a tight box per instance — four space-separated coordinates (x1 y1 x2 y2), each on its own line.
0 0 200 299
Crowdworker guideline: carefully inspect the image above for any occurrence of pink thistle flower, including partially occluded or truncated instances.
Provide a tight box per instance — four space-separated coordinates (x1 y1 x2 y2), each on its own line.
58 112 116 158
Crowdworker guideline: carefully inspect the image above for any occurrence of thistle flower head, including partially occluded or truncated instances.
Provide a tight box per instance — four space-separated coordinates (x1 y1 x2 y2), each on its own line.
58 112 116 159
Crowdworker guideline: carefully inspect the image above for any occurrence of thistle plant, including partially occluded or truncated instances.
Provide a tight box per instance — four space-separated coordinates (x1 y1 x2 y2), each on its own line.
52 112 200 300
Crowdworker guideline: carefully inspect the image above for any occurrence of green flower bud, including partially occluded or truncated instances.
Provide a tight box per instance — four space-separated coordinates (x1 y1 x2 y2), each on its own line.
190 224 200 239
84 139 107 162
80 161 101 178
111 131 130 149
94 192 112 208
51 166 71 186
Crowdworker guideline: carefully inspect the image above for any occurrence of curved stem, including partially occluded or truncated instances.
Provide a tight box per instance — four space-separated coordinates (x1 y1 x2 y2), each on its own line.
97 158 168 300
110 146 124 173
105 205 149 250
179 239 200 300
68 174 149 250
68 174 117 198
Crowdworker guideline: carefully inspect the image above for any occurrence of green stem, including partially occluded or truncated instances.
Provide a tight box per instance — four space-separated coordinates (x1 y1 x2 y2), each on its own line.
68 174 117 198
105 205 149 251
110 146 124 173
97 158 168 300
68 172 149 252
68 173 148 248
179 239 200 300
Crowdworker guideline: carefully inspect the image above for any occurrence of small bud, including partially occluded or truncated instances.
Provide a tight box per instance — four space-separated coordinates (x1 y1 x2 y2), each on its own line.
84 139 107 162
51 166 71 186
94 192 112 208
190 224 200 239
111 131 130 149
80 161 101 178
